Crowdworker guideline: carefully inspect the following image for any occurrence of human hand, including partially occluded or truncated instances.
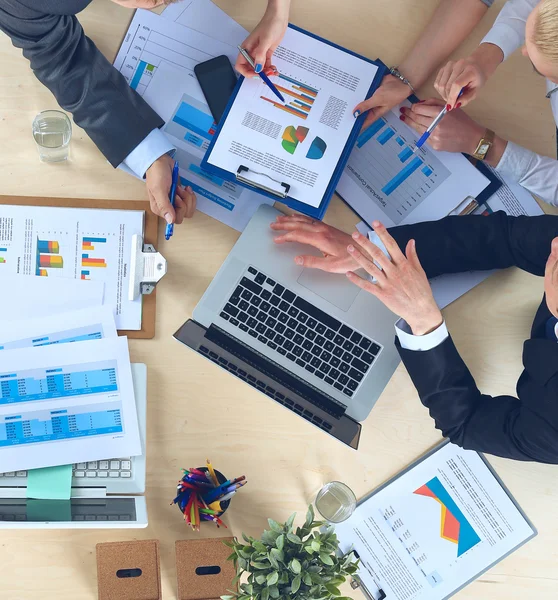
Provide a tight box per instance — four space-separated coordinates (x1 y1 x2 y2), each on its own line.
353 74 411 131
399 98 484 154
544 237 558 319
434 44 504 109
270 214 359 273
346 222 443 336
235 0 290 78
145 155 196 225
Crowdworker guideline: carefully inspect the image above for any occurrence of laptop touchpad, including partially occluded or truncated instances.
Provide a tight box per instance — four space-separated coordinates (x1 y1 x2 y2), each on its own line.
297 268 360 312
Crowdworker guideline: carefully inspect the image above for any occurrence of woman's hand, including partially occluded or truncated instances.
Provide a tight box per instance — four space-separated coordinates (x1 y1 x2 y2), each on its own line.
270 214 359 273
346 224 443 336
353 74 411 131
434 43 504 109
545 237 558 320
399 99 485 154
235 0 290 78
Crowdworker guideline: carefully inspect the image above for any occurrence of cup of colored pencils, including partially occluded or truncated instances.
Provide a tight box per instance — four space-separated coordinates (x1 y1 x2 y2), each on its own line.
172 459 247 531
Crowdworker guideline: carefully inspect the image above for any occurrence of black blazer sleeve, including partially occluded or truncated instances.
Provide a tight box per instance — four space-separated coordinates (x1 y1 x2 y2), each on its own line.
0 0 164 166
388 211 558 278
389 212 558 463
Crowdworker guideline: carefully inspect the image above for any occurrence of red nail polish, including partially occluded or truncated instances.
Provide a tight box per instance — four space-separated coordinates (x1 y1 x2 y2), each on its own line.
399 115 405 121
417 100 425 103
456 102 462 109
446 104 451 111
399 107 405 113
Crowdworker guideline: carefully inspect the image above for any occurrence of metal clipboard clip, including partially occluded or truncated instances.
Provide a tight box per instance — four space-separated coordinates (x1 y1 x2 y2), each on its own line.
128 234 167 301
236 165 291 199
350 576 386 600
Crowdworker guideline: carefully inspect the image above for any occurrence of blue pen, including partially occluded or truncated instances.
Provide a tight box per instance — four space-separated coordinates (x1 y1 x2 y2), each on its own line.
165 160 179 241
237 45 285 103
412 89 465 153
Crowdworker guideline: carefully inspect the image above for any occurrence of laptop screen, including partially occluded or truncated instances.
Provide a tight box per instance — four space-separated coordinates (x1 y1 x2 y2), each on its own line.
0 498 137 522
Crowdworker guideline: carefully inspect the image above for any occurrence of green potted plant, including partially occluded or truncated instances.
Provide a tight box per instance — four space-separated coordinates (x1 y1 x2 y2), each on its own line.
222 506 359 600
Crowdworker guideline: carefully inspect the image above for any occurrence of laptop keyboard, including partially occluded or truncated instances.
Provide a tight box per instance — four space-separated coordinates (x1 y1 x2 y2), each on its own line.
0 458 132 480
220 266 382 398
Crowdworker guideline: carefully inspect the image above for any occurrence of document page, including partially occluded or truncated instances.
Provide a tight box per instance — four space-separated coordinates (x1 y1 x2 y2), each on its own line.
336 443 535 600
0 337 141 472
337 102 490 226
0 205 144 330
205 27 380 207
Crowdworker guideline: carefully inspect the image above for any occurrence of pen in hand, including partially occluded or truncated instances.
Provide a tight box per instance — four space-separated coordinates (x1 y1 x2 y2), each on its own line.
237 45 285 104
165 160 179 241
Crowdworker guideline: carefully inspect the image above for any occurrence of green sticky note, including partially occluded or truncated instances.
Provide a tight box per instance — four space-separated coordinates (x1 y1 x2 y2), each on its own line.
27 464 73 500
26 499 72 522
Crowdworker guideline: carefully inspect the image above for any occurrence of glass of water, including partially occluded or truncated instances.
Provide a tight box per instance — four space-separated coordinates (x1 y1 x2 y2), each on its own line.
32 110 72 162
315 481 357 523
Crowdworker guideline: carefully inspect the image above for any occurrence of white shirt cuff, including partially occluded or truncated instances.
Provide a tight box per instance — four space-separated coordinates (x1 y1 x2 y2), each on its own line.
118 128 175 179
481 26 524 61
395 318 449 351
554 321 558 341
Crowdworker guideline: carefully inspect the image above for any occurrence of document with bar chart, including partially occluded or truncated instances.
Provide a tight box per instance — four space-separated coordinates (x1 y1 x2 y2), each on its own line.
337 103 490 227
204 26 380 208
0 205 143 330
335 443 536 600
0 337 141 472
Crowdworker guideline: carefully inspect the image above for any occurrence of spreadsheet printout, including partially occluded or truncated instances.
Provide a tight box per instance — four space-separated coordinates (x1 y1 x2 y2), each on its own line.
337 103 489 226
0 337 141 472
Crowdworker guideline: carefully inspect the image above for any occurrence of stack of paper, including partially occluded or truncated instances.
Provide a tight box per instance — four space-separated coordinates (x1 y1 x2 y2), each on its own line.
0 302 141 473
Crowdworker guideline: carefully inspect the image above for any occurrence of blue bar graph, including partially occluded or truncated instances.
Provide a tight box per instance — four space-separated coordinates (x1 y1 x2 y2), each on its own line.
382 157 423 196
130 61 147 90
422 166 433 177
356 118 386 148
396 136 405 146
173 102 216 142
82 237 107 244
398 147 413 162
377 128 395 145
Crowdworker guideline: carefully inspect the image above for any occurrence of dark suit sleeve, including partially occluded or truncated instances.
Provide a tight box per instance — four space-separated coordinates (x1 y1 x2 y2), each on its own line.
388 211 558 278
0 1 164 166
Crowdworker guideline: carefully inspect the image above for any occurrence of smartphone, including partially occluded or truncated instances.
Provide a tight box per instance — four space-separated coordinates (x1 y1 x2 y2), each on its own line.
194 55 238 123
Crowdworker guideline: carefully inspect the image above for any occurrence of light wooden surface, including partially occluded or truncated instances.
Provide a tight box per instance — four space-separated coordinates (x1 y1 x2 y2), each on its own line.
1 0 557 598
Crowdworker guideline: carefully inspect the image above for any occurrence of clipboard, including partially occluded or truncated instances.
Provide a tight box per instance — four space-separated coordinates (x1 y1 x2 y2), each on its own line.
343 441 537 600
201 24 387 220
0 195 158 339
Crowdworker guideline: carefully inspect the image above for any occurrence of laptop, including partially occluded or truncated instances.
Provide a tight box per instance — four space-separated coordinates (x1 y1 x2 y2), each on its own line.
174 205 400 449
0 363 148 529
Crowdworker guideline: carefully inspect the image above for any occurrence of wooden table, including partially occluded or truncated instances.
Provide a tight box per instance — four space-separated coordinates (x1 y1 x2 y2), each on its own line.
1 0 557 598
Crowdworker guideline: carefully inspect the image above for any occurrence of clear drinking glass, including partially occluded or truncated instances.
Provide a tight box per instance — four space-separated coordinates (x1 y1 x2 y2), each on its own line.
315 481 357 523
32 110 72 162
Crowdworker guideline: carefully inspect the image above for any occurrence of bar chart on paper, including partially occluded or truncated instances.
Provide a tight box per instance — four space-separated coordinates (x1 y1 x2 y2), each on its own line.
259 73 320 121
344 111 451 224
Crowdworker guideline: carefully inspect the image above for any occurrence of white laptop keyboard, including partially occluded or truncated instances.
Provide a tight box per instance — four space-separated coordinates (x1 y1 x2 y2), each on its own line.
0 458 132 480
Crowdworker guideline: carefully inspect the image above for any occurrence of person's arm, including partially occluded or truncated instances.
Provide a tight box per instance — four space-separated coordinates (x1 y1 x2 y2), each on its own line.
0 2 163 167
437 0 539 107
355 0 492 127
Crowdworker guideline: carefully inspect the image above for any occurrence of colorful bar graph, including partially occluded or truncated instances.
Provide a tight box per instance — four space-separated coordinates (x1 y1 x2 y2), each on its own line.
37 240 59 254
290 102 310 113
82 237 106 252
377 128 395 145
274 85 316 105
0 258 6 264
382 157 423 196
398 147 413 162
38 269 48 277
422 166 433 177
173 102 216 141
82 258 107 269
130 60 148 90
356 118 386 148
260 96 308 119
278 74 319 95
396 137 405 146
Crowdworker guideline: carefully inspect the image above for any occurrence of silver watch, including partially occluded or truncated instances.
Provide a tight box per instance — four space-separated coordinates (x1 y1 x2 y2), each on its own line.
389 67 415 94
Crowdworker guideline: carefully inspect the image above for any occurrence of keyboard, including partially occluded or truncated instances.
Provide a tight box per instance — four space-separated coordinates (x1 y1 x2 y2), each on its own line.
0 458 132 480
220 266 382 398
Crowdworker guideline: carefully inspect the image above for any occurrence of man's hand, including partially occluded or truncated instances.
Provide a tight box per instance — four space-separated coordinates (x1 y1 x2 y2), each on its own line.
235 0 289 78
400 98 485 154
270 214 358 273
145 154 196 225
353 75 411 131
545 237 558 319
346 222 443 336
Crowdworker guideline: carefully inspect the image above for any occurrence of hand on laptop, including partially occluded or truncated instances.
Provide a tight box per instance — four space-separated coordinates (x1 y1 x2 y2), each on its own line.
346 223 443 336
271 214 359 273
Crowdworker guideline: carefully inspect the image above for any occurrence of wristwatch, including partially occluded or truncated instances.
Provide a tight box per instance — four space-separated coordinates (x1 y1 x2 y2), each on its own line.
389 67 415 94
472 129 495 160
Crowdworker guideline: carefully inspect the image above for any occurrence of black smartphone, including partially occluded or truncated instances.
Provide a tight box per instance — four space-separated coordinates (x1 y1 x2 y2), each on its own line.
194 55 238 124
